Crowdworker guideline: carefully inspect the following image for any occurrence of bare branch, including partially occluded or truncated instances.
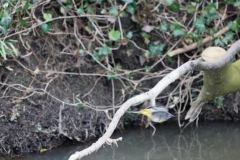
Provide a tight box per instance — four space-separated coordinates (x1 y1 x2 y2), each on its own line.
68 40 240 160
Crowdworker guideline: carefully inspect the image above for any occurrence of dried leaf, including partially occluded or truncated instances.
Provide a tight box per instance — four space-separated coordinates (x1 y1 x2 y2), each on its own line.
107 17 117 23
142 25 155 33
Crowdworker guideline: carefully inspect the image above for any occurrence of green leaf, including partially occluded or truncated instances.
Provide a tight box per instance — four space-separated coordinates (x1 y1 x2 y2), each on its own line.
36 123 42 131
159 22 168 32
0 42 7 60
214 38 225 47
168 2 180 12
6 41 18 57
191 32 199 40
77 6 85 15
206 13 217 25
79 49 85 56
108 30 121 41
144 65 153 71
126 31 133 39
19 19 27 26
205 3 216 14
209 28 216 36
41 23 51 34
194 17 206 33
92 0 105 3
87 6 95 14
116 63 122 69
107 72 117 80
100 9 106 14
165 0 174 5
165 55 175 64
60 7 66 15
223 31 234 44
109 7 118 16
98 45 112 55
76 103 85 109
148 43 165 57
172 29 185 37
170 24 182 30
43 13 52 21
228 21 239 32
0 13 12 28
88 22 93 31
234 1 240 7
197 39 203 46
126 3 137 14
91 52 105 62
186 3 196 14
226 0 234 4
236 17 240 25
122 0 133 4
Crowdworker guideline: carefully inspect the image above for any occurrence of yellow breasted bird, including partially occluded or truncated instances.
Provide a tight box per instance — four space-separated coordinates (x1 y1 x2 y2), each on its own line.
127 107 174 123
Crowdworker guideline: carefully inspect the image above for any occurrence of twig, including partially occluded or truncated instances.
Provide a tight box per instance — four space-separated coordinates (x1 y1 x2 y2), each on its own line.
168 25 230 57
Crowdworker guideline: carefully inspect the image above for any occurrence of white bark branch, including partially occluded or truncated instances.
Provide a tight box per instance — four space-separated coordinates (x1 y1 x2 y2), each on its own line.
69 40 240 160
68 60 198 160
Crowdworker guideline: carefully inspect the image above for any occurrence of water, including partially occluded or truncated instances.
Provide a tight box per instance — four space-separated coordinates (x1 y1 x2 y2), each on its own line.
22 122 240 160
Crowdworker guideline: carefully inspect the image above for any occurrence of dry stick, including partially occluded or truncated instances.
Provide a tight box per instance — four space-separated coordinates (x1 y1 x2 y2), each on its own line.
168 25 230 57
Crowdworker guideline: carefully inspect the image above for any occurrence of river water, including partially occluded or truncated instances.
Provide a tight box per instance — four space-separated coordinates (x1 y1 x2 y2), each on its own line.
22 122 240 160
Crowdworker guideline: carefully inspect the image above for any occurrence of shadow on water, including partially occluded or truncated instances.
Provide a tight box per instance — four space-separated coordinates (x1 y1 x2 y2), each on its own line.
22 122 240 160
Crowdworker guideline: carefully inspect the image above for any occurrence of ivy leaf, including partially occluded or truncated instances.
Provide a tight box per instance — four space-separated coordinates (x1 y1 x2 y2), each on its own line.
107 72 117 80
126 31 133 39
87 6 95 14
186 3 196 14
165 0 174 5
108 30 120 41
228 21 238 32
206 13 217 25
98 45 112 55
194 17 206 34
148 43 165 57
77 6 85 15
109 7 118 16
165 55 175 64
168 2 180 12
122 0 133 4
159 21 168 32
209 28 216 36
41 23 51 34
43 13 52 21
91 52 105 62
223 32 234 44
172 29 185 37
170 23 182 30
79 49 85 56
191 32 199 40
205 3 216 14
226 0 234 4
214 38 225 47
19 19 27 26
0 12 12 28
234 1 240 7
126 3 137 14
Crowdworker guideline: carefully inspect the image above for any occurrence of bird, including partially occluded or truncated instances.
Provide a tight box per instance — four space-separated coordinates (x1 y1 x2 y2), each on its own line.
127 106 174 123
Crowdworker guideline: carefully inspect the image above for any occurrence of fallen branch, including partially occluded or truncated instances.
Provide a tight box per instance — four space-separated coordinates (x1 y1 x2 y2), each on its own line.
68 60 198 160
168 25 230 57
69 40 240 160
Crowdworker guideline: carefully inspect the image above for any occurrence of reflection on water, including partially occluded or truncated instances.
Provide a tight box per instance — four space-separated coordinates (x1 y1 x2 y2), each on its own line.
23 122 240 160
